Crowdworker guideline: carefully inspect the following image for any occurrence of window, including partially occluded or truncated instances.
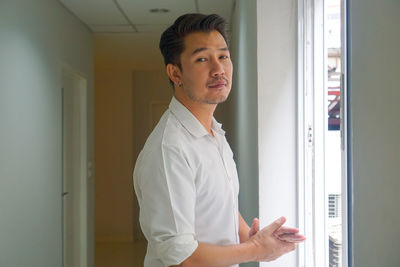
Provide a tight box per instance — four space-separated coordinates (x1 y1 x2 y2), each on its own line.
297 0 348 266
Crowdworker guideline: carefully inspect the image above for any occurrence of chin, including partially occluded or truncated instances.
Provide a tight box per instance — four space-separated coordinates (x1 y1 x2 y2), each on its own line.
204 87 230 104
204 95 229 105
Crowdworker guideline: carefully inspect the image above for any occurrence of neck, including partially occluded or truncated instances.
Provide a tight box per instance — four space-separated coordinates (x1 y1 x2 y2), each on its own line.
174 93 216 135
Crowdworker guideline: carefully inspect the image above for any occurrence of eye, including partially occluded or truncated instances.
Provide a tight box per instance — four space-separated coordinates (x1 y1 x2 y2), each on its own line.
196 57 207 62
220 55 229 60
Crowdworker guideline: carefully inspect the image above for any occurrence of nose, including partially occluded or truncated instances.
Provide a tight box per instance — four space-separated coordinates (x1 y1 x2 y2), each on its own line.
210 57 225 77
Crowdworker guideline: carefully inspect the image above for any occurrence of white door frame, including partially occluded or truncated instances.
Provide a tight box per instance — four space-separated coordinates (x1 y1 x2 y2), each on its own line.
61 66 88 267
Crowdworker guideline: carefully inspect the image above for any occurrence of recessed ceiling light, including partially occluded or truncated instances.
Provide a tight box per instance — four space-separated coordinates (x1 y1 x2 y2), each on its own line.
149 8 170 13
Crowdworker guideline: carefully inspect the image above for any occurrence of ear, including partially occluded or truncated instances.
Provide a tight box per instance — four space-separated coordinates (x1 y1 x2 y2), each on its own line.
166 64 182 86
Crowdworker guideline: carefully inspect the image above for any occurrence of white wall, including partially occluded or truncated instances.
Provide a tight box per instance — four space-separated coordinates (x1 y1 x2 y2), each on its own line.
0 0 94 266
348 0 400 266
228 1 297 266
257 0 298 266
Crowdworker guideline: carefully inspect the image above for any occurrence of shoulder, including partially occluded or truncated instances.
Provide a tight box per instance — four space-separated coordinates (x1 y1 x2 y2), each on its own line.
144 109 189 151
133 109 195 188
135 109 192 171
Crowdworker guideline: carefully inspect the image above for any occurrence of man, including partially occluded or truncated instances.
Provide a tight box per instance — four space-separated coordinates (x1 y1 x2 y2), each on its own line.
133 13 305 267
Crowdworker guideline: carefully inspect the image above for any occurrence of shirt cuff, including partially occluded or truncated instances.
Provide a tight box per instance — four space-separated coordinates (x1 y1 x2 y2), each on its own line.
154 233 199 267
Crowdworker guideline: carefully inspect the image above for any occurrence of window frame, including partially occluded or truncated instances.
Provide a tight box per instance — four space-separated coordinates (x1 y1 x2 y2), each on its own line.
297 0 340 266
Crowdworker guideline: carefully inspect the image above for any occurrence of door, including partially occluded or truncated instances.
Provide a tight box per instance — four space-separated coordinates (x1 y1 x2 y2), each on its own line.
132 70 172 241
62 69 88 267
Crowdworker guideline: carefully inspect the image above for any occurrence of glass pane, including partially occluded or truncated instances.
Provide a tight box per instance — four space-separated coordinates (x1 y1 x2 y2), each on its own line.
326 0 342 266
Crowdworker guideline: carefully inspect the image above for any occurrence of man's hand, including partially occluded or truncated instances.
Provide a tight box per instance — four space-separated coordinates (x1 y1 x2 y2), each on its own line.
247 216 306 262
175 216 305 267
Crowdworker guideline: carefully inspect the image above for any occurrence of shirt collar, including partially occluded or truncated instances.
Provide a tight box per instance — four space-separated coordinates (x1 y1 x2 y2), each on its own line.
169 96 225 138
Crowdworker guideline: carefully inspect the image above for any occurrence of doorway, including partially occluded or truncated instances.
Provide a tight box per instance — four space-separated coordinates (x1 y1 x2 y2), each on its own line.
62 68 88 267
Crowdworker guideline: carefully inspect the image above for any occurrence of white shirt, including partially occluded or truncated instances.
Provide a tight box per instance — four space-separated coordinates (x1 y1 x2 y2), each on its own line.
133 96 240 267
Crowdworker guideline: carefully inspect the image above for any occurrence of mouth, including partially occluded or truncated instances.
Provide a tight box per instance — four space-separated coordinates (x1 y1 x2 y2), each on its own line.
207 78 228 89
207 82 227 89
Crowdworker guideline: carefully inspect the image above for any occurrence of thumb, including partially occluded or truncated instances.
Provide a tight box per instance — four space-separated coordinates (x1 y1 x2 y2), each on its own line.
252 218 260 231
249 218 260 237
269 216 286 232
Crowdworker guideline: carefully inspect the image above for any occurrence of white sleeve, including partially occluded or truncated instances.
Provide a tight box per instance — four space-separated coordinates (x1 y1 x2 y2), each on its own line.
135 143 198 266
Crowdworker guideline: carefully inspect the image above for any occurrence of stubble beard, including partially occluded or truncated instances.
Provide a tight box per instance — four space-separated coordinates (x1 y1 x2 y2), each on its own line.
184 85 230 105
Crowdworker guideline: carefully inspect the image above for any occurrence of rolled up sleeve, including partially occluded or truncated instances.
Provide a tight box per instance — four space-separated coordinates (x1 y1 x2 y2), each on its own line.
155 234 198 266
134 143 198 266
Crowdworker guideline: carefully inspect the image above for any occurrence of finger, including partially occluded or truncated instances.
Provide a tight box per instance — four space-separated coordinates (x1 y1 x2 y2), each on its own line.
279 237 305 243
250 218 260 235
253 218 260 230
284 242 297 253
269 216 286 232
278 232 306 239
274 227 299 236
276 239 298 253
277 233 306 243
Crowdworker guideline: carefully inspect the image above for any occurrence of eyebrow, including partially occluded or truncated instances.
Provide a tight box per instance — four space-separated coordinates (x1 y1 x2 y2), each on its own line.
191 47 229 55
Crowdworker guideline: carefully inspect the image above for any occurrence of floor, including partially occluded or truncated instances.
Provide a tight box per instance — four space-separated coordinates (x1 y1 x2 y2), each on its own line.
95 241 147 267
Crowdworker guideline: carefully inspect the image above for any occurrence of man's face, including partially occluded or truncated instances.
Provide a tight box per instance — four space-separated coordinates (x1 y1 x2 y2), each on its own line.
178 30 233 105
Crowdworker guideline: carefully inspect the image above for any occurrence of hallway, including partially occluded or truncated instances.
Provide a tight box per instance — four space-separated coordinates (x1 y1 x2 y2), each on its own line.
1 0 400 267
95 241 146 267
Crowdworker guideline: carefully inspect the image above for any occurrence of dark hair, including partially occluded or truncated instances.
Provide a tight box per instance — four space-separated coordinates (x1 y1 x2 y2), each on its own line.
159 13 229 85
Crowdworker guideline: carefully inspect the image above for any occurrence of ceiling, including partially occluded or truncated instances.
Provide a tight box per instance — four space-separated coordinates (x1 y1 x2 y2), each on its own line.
59 0 235 34
59 0 235 70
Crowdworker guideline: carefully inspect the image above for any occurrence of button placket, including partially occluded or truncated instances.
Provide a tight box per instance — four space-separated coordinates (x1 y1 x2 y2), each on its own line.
214 134 231 181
